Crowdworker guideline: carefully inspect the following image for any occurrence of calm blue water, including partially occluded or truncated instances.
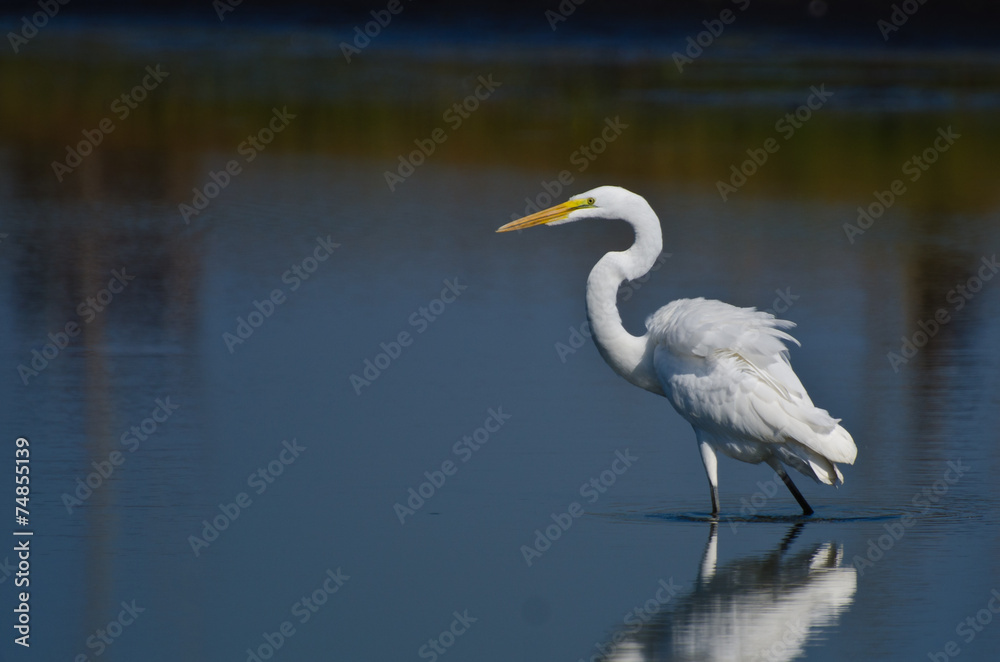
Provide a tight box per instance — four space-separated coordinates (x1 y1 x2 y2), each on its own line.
2 21 1000 662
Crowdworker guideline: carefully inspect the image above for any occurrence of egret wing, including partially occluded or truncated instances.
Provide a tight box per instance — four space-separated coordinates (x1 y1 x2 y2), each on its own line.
648 298 856 482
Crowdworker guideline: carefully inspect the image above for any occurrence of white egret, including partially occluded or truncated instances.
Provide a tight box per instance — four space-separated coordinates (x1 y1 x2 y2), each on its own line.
598 523 858 661
497 185 856 516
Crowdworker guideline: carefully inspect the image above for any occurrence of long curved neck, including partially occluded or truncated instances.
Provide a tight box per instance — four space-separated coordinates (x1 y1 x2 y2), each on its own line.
585 202 664 395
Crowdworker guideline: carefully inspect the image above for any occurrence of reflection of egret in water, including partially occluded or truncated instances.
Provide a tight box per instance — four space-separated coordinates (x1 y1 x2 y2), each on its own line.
599 524 856 662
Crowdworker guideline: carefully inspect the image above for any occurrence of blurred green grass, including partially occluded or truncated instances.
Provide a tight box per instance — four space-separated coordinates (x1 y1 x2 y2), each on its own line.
2 26 999 216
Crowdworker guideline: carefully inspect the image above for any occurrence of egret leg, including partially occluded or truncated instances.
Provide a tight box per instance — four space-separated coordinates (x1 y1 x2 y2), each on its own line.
767 459 814 516
698 439 720 517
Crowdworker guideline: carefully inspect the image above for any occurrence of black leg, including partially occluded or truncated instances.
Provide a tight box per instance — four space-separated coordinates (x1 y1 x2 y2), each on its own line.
775 465 814 516
709 482 720 518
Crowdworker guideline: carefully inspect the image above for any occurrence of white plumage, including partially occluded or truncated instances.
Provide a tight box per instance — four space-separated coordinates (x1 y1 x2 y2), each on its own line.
650 298 855 486
497 185 857 515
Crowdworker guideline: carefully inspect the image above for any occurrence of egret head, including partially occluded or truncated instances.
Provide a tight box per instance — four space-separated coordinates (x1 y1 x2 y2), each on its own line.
496 185 642 232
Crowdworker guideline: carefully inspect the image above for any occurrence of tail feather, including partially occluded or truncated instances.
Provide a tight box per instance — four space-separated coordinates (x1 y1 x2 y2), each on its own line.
819 424 857 465
778 440 848 486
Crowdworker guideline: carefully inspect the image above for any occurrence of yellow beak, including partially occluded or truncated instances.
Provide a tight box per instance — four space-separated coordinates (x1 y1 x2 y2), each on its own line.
496 198 592 232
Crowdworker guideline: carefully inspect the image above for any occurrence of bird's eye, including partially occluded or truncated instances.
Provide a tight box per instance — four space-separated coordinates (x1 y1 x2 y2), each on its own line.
587 198 595 205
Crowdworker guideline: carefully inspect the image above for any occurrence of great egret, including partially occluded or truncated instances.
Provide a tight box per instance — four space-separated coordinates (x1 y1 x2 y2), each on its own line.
595 523 857 661
496 185 856 516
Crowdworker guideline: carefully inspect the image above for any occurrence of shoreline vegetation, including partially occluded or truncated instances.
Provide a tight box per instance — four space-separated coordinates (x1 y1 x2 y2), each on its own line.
1 23 998 216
